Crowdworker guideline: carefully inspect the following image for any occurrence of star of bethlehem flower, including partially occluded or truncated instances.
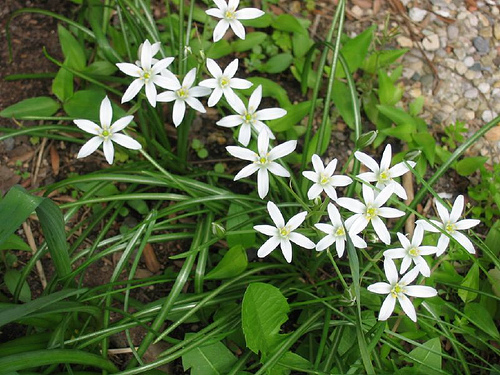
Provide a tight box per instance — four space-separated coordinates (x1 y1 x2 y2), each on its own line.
416 195 480 256
355 144 416 200
336 184 405 245
217 85 285 146
74 96 141 165
315 203 367 257
199 58 252 107
302 154 352 200
383 225 439 277
226 131 296 199
367 258 437 322
116 40 177 107
206 0 265 42
254 201 315 263
156 68 211 127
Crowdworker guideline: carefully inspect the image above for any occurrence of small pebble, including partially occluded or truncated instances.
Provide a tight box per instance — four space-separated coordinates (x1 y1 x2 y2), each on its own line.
494 24 500 40
409 8 428 22
454 48 466 60
473 36 490 53
455 61 467 75
397 36 413 48
465 88 479 99
478 82 491 94
422 34 440 51
482 110 496 122
351 5 364 18
464 56 475 67
447 25 459 40
470 62 482 71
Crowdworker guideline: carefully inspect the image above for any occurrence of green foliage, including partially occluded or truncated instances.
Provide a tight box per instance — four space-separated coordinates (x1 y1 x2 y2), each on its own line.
205 245 248 280
408 338 442 375
0 97 60 118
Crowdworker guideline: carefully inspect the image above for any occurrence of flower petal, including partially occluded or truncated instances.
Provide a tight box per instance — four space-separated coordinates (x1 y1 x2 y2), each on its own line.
207 88 223 107
315 223 333 234
383 248 406 259
172 99 186 127
372 216 391 244
230 78 253 89
226 146 256 161
111 133 141 150
257 168 269 199
335 238 345 257
267 201 284 228
389 161 413 178
122 79 144 103
398 295 417 322
237 124 251 146
199 78 218 89
257 236 280 258
77 136 102 159
280 238 293 263
289 232 315 249
224 58 239 77
268 140 296 161
350 233 367 248
323 185 338 201
380 144 392 171
217 115 243 128
267 162 290 178
311 154 324 173
400 256 412 274
257 130 270 155
256 108 287 121
355 151 379 173
182 68 197 88
235 8 265 20
302 171 317 183
116 62 142 77
140 40 152 71
327 203 342 225
392 182 408 200
324 158 338 176
396 232 411 249
153 73 179 89
254 225 278 237
151 57 175 75
206 8 224 18
229 19 246 39
451 231 475 254
110 115 134 133
306 184 322 200
378 295 396 321
145 81 157 107
316 235 335 252
248 85 262 112
74 119 100 135
185 97 206 113
330 175 352 187
450 195 464 223
336 198 365 214
436 235 450 256
378 207 405 218
362 183 375 204
411 225 424 247
367 282 391 294
405 285 437 298
400 266 420 285
455 219 480 230
286 211 307 231
414 256 431 277
435 199 450 222
103 139 115 164
357 172 377 182
373 184 394 207
206 58 222 78
384 257 398 285
234 163 259 180
156 91 177 102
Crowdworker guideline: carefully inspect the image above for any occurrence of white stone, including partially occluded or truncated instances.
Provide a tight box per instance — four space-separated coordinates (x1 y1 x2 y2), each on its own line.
465 88 479 99
409 8 428 22
455 61 467 75
397 36 413 48
464 56 475 67
492 88 500 97
351 5 364 18
422 34 440 51
478 82 491 94
482 110 496 122
464 110 475 120
454 48 466 60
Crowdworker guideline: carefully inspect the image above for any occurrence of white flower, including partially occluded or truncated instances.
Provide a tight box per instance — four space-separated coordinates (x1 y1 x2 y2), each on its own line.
315 203 367 257
254 201 315 263
74 96 141 164
336 184 405 245
206 0 265 42
355 144 416 200
199 58 252 107
226 131 296 199
217 85 285 146
116 40 176 107
156 68 211 127
302 154 352 200
367 258 437 322
416 195 480 256
383 225 439 277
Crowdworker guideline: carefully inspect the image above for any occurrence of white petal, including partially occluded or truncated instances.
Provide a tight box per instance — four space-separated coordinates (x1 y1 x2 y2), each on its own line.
378 207 405 218
121 79 144 103
416 219 442 233
217 115 243 128
302 171 318 183
396 232 411 249
77 136 102 159
411 225 424 247
314 223 333 234
316 235 335 252
248 85 262 112
116 62 142 77
336 198 365 214
140 40 152 71
267 201 284 228
145 81 157 107
306 183 323 200
111 133 141 150
418 246 439 256
383 248 406 259
362 183 375 204
405 285 437 298
226 146 255 161
156 91 177 102
435 199 450 222
380 144 392 171
335 238 345 257
330 175 352 187
154 72 179 89
206 58 222 78
253 225 278 237
373 184 394 207
400 266 420 285
267 162 290 178
451 231 475 254
182 68 197 88
286 211 307 231
230 78 252 89
74 119 100 135
400 256 412 274
237 124 251 146
150 42 161 57
367 282 391 294
378 295 396 321
455 219 480 230
229 19 246 39
268 141 296 161
199 78 218 89
280 238 293 263
256 108 287 121
389 162 411 178
357 172 377 182
398 295 417 322
213 19 230 42
224 58 239 78
436 235 450 256
372 216 391 244
392 182 408 200
414 256 431 277
110 115 134 133
450 195 464 223
151 57 175 75
185 97 206 113
227 93 246 114
323 185 338 201
213 0 227 11
257 168 269 199
257 236 280 258
327 203 342 224
289 232 315 249
235 8 265 20
355 151 379 173
234 163 258 180
103 139 115 164
257 130 269 156
206 8 224 18
228 0 239 10
349 233 367 248
384 258 399 285
207 88 223 107
311 154 324 173
172 100 186 127
346 215 369 235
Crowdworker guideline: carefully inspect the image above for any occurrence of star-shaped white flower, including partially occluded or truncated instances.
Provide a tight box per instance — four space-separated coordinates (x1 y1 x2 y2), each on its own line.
254 201 315 263
367 258 437 322
355 144 416 200
156 68 211 127
416 195 480 256
383 225 439 277
199 58 252 107
217 85 285 146
206 0 265 42
336 184 405 245
116 40 177 107
315 203 367 257
74 96 141 164
226 131 296 199
302 154 353 200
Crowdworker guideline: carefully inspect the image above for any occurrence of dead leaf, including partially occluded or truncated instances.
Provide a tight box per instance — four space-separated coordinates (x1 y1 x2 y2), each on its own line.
352 0 372 9
0 166 21 194
50 145 60 176
485 126 500 142
373 0 381 14
143 243 161 273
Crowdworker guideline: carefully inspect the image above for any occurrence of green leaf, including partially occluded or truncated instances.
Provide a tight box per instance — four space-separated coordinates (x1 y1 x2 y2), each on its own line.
356 130 378 149
58 24 86 70
4 270 31 303
226 203 255 248
485 220 500 260
0 97 60 119
377 105 418 128
408 337 442 375
52 66 74 102
182 334 237 375
464 302 500 339
64 90 127 123
83 61 117 76
127 199 149 215
337 25 375 77
205 245 248 280
232 32 267 52
381 123 415 142
242 283 290 355
268 101 312 133
292 33 314 58
378 69 404 105
362 49 408 74
207 40 232 59
409 96 425 116
455 156 489 176
241 13 272 28
0 235 31 252
244 78 291 108
459 263 479 303
488 268 500 297
332 80 356 129
306 122 332 162
259 53 293 74
412 132 436 166
272 14 307 35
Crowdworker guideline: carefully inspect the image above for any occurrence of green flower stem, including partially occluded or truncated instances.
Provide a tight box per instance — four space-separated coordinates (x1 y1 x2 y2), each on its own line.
183 0 196 74
178 0 185 74
326 250 349 291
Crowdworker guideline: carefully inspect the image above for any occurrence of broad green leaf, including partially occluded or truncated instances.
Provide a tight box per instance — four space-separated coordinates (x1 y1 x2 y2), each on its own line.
205 245 248 280
243 77 292 108
232 32 267 52
64 90 127 122
0 97 60 119
275 352 313 373
458 263 479 303
52 65 74 102
241 13 272 28
485 220 500 260
127 199 149 215
83 61 118 76
259 53 293 74
226 203 255 248
408 337 442 375
292 32 314 58
378 69 404 105
0 235 31 252
464 302 500 339
455 156 489 176
356 130 378 149
268 101 312 132
332 80 356 129
182 334 237 375
58 24 86 70
488 268 500 297
382 123 415 142
412 132 436 166
306 121 332 162
377 105 418 128
242 283 290 355
272 14 307 35
207 40 232 59
409 96 425 116
336 25 375 77
362 49 408 74
4 270 31 303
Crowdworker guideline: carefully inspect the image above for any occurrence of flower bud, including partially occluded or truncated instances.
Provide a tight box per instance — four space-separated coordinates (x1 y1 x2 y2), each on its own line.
211 222 225 238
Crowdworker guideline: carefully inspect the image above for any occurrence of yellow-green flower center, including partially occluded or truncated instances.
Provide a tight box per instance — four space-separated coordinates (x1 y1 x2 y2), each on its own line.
101 130 110 137
224 9 236 19
319 173 330 185
408 247 420 257
390 283 403 297
257 155 269 165
242 111 255 123
365 205 378 220
335 226 345 237
445 222 456 233
279 226 290 238
177 87 188 99
377 169 390 183
219 76 230 88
